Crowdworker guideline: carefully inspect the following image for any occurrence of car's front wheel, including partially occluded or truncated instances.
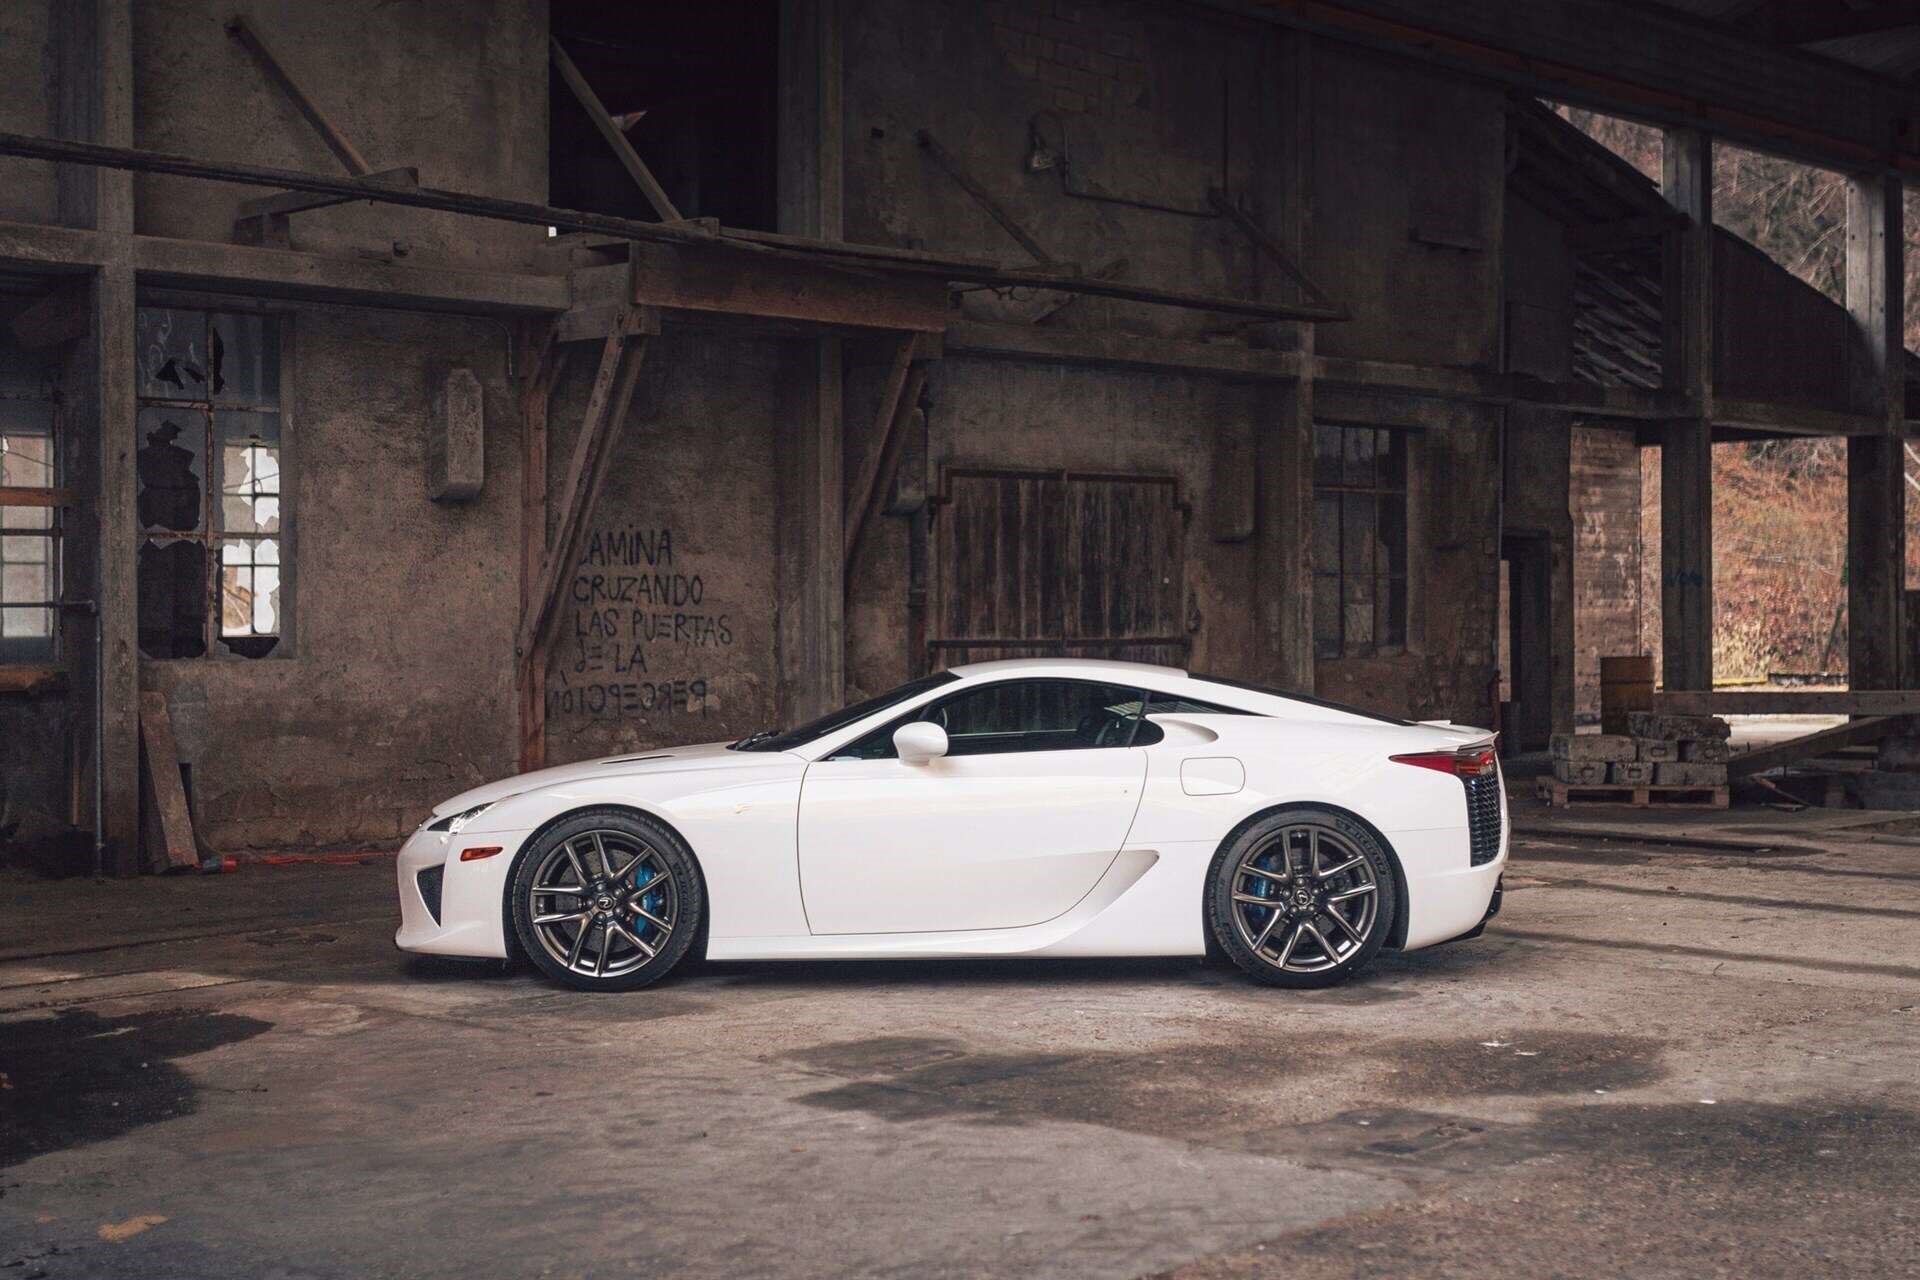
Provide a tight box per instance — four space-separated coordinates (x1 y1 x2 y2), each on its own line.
509 808 703 991
1206 807 1397 988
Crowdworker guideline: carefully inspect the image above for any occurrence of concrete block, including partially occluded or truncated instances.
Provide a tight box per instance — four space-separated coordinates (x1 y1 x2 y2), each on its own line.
1636 738 1679 762
1553 759 1606 785
1654 762 1727 787
1609 761 1654 785
1680 738 1730 763
1551 733 1636 763
428 366 485 502
1628 710 1730 741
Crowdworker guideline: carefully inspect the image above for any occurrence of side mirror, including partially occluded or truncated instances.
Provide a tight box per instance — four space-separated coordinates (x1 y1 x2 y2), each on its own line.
893 721 949 765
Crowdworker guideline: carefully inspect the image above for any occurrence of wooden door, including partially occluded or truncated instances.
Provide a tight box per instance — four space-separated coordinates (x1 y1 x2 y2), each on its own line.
929 468 1187 670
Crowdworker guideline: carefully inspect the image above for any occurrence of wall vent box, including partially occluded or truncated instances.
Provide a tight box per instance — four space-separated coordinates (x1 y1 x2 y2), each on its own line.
428 367 484 501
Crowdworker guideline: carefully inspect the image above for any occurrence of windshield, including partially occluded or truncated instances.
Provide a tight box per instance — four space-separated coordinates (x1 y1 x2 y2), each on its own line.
729 671 960 752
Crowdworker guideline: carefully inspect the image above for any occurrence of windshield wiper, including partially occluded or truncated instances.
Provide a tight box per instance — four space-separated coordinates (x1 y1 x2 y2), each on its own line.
731 729 781 750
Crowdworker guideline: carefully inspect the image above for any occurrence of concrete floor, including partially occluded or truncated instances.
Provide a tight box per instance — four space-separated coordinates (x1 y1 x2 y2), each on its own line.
4 799 1919 1278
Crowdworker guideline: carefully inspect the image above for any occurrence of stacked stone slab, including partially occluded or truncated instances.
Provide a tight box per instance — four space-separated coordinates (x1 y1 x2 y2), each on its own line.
1549 733 1633 785
1627 711 1731 787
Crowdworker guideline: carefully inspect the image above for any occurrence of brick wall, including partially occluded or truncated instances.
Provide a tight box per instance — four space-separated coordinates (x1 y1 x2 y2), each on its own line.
1572 426 1644 721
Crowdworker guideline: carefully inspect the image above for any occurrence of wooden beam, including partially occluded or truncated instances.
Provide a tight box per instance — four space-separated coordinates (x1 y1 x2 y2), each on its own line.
224 15 373 176
1847 171 1906 688
549 37 681 223
516 315 655 665
0 487 76 507
0 666 63 695
1660 690 1920 715
517 321 564 775
138 692 198 872
0 132 1347 321
1207 187 1347 318
917 129 1054 263
845 340 930 581
234 166 418 220
1713 398 1886 436
1728 714 1906 778
623 241 952 332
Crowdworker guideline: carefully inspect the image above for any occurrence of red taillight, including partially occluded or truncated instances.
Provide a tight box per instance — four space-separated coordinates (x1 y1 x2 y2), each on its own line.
1390 745 1498 777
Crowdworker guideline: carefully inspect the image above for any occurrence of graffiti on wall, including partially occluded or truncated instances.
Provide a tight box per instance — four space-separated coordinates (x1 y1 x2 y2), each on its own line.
547 526 734 719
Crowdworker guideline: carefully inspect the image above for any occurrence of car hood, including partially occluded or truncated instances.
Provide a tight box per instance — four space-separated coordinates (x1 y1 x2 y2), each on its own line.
426 740 785 819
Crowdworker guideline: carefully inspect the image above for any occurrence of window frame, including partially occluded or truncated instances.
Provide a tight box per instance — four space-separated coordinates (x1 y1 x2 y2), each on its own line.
828 677 1157 761
0 363 62 665
133 300 296 662
1311 421 1409 661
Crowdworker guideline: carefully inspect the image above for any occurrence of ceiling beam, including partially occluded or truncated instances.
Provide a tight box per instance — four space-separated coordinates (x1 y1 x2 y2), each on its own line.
1752 1 1920 47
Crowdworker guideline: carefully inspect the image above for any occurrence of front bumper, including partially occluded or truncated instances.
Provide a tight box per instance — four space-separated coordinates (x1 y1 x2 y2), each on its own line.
393 823 531 958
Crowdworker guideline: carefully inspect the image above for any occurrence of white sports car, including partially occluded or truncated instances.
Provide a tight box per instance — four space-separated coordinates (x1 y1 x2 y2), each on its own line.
396 659 1506 990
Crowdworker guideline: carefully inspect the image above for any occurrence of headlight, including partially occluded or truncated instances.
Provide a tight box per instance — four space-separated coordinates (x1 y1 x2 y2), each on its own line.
427 802 494 834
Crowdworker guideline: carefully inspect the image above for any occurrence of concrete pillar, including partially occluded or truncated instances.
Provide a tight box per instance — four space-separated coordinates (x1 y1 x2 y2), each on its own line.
1845 172 1905 689
1253 377 1315 693
776 0 845 720
1659 128 1714 692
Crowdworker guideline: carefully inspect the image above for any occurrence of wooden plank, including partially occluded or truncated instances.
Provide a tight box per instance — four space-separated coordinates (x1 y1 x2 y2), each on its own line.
843 334 921 576
224 16 373 176
0 487 75 508
1535 778 1730 809
549 37 680 223
1728 715 1905 778
516 319 653 663
1658 690 1920 714
626 240 951 332
234 166 418 220
0 666 63 695
138 692 198 871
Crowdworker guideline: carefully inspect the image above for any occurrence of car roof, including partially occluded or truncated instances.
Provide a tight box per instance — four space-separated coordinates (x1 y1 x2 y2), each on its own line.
944 657 1190 683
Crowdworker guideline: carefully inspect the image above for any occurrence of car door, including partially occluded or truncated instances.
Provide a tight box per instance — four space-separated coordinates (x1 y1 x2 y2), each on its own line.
797 678 1151 934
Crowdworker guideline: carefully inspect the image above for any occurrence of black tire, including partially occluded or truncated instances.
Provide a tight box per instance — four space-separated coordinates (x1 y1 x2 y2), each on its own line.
1205 806 1398 989
509 808 704 992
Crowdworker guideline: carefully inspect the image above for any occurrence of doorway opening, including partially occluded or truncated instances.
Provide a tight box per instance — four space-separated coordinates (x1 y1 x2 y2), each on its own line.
549 1 779 230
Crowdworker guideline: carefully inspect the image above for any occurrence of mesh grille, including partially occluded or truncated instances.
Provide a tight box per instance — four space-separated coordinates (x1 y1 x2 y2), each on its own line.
1466 769 1503 867
416 865 445 925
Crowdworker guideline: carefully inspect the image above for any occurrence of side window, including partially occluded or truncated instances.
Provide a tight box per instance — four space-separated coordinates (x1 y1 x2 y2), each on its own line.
834 680 1147 760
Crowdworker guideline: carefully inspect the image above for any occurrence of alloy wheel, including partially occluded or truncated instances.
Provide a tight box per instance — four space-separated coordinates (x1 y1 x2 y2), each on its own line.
1228 822 1380 973
525 830 678 980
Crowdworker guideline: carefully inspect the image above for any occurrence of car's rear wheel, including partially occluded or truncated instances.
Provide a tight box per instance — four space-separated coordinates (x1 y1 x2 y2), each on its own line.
509 809 703 991
1206 807 1397 989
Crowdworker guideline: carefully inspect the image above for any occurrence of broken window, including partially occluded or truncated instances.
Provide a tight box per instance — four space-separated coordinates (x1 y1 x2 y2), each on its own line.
1313 423 1408 660
135 307 285 660
0 349 59 664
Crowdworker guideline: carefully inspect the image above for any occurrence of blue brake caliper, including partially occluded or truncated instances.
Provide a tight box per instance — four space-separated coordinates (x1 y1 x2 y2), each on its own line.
1247 849 1286 931
631 864 666 942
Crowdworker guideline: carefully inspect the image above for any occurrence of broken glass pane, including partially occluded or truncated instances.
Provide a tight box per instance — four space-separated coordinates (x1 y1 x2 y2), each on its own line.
219 537 280 657
210 312 280 405
216 410 281 534
136 406 206 533
138 538 207 659
136 308 211 400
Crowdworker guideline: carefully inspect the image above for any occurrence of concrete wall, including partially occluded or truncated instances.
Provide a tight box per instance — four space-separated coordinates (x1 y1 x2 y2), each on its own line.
139 305 522 850
541 333 784 763
132 0 549 269
0 0 58 225
1571 425 1643 722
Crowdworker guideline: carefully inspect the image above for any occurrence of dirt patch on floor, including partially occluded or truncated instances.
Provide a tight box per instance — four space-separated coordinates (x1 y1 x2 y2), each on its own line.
0 1007 272 1168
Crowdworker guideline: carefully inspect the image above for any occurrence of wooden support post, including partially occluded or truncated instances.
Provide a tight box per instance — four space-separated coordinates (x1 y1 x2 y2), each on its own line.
777 0 845 720
1659 127 1713 692
517 322 564 774
549 37 681 223
1846 171 1905 689
225 15 373 176
844 333 919 576
1255 377 1315 692
516 312 655 669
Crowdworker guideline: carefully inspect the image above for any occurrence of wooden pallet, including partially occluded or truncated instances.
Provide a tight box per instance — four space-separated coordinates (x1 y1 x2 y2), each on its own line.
1535 778 1729 810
